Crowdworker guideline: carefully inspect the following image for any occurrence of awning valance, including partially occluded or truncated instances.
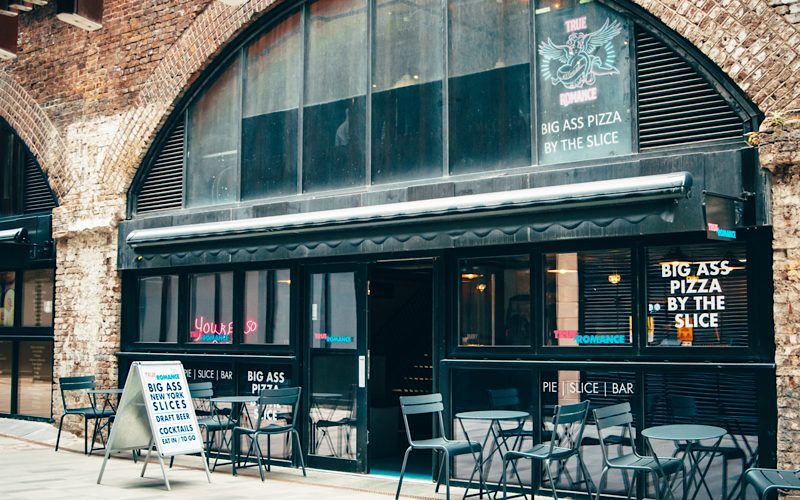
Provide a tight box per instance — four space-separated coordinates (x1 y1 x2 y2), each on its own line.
127 172 692 250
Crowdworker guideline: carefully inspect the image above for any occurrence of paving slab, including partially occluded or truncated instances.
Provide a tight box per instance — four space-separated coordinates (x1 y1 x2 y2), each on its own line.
0 417 557 500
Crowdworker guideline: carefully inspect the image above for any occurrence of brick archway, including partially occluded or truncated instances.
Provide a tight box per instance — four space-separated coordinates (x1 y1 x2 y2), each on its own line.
0 70 69 203
104 0 800 198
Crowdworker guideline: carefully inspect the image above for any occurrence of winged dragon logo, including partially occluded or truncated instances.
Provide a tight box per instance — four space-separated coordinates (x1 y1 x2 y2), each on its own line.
538 18 623 90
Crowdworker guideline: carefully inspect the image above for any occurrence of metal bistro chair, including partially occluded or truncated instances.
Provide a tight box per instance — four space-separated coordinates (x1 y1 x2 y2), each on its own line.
501 400 594 500
396 393 486 500
56 375 115 455
743 468 800 499
593 402 685 500
232 387 306 481
169 382 235 471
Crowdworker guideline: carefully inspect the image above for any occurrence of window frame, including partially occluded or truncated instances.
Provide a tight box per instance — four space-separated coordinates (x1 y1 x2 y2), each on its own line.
122 264 298 356
447 230 771 364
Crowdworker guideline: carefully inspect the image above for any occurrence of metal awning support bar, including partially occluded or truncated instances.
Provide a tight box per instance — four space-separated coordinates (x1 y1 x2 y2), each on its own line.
127 172 693 249
0 227 28 244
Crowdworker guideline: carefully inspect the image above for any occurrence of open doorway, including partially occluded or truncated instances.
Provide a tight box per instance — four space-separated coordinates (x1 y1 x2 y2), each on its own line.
368 260 434 478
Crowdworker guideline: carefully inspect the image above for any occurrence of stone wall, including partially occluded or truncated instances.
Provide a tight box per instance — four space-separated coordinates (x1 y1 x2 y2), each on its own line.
759 117 800 468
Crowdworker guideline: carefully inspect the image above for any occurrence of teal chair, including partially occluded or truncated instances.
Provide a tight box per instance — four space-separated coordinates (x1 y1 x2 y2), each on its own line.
396 393 486 500
55 375 115 454
500 400 594 499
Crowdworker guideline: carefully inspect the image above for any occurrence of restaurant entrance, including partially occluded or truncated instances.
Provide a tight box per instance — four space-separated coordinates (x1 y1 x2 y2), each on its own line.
367 260 434 478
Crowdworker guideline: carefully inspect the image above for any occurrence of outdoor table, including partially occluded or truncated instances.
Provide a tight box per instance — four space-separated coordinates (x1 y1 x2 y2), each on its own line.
456 410 530 498
641 424 726 500
210 395 259 474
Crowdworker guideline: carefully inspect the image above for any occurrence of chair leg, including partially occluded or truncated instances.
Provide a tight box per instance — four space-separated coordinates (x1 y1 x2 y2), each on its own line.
444 451 450 500
543 459 559 500
477 449 487 499
55 414 66 452
435 452 446 493
395 447 412 500
84 418 88 455
231 431 238 477
169 456 174 469
625 472 637 500
266 436 271 472
500 456 510 500
577 452 595 495
292 430 306 476
253 436 265 482
596 466 609 500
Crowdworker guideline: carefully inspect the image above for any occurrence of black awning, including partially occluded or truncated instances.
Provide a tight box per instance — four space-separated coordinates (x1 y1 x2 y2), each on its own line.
127 172 693 249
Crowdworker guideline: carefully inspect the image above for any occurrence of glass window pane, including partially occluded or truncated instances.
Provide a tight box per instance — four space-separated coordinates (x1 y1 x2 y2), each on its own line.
189 272 234 344
137 275 179 343
534 0 632 164
309 355 357 458
0 341 10 413
371 0 443 184
459 256 530 347
186 58 242 207
647 244 748 347
0 124 24 217
303 0 367 193
544 249 632 347
448 0 531 174
310 272 357 350
17 340 53 418
244 269 291 345
0 272 15 328
21 269 54 327
451 368 533 485
645 370 759 499
242 14 301 199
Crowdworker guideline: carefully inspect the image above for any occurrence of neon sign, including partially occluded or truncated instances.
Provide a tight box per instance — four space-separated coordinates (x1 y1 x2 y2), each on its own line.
552 329 627 344
190 316 259 343
314 332 353 343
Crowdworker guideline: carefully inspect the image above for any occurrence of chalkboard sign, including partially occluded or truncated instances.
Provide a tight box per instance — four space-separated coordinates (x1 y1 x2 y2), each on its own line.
97 361 210 490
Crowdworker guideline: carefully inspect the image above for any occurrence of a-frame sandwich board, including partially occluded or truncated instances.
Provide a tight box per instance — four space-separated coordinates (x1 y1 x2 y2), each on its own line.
97 361 211 490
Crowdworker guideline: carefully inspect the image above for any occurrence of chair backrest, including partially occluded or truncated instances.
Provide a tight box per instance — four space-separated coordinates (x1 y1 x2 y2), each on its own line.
488 388 521 410
669 395 698 422
188 381 214 399
187 382 214 416
593 402 636 464
547 400 590 457
254 387 301 430
399 393 446 445
59 375 96 411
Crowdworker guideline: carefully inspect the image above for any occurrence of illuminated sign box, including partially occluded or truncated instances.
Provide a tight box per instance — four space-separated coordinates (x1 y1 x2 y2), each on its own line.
703 192 744 241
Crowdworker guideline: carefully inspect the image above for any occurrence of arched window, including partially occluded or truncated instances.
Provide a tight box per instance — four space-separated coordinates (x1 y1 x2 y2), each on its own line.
132 0 757 214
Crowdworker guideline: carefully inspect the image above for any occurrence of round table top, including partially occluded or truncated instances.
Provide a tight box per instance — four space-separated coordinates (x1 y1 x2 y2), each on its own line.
641 424 726 442
455 410 529 421
211 395 259 403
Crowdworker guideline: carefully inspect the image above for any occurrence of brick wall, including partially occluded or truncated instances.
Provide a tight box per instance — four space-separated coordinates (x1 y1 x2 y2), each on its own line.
770 0 800 26
759 117 800 469
0 0 799 455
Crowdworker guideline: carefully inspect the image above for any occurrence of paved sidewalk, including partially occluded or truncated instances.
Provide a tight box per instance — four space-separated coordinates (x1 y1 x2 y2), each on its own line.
0 417 546 500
